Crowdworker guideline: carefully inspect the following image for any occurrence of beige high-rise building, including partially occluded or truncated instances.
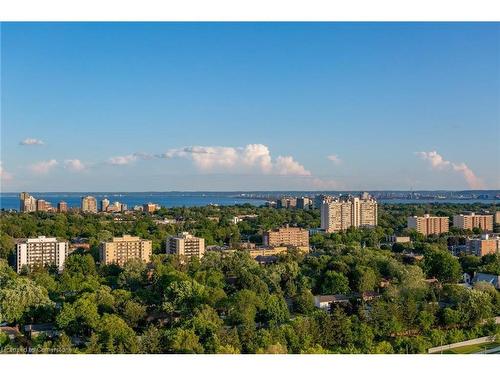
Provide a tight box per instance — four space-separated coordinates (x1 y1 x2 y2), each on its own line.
495 211 500 225
99 235 152 266
263 226 309 247
277 197 297 209
81 196 97 213
166 232 205 259
453 213 493 232
20 192 37 212
320 193 378 233
16 236 69 273
100 198 110 212
36 199 51 212
407 214 449 236
314 194 335 209
106 201 124 212
58 201 68 213
143 203 158 213
359 193 378 227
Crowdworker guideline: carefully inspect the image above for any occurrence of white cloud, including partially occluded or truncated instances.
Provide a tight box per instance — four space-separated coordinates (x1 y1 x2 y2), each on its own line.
184 146 239 170
241 144 273 173
0 162 13 182
451 162 484 190
160 146 241 170
274 156 311 176
416 150 484 189
29 159 58 174
108 152 152 165
159 144 310 176
20 138 44 146
327 154 342 165
415 151 450 170
108 154 137 165
64 159 86 172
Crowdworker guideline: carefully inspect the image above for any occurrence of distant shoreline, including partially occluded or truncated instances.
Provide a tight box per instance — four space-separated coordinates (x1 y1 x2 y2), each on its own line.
1 190 498 212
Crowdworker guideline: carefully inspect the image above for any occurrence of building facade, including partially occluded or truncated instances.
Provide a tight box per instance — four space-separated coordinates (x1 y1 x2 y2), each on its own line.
16 236 69 273
314 194 335 209
453 213 493 232
36 199 51 212
407 214 449 236
296 197 312 210
57 201 68 213
320 193 378 233
105 201 125 213
466 234 500 257
277 197 297 209
81 196 97 213
99 235 152 266
100 198 110 212
166 232 205 259
19 192 37 212
263 226 310 247
143 203 159 213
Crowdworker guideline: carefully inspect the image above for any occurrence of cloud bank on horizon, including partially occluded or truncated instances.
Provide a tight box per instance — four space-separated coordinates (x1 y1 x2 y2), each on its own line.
415 150 484 189
1 145 493 191
2 143 344 190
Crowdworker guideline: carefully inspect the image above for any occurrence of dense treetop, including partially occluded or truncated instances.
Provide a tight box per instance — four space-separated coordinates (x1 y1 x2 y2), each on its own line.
0 203 499 353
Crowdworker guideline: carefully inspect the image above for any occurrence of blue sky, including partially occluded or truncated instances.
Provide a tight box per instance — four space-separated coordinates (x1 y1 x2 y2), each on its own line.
1 22 499 191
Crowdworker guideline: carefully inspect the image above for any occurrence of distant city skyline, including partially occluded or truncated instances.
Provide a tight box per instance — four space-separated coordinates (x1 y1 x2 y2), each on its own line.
1 22 499 191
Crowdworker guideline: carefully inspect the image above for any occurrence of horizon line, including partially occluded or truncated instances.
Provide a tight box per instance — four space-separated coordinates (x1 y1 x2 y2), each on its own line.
2 189 500 194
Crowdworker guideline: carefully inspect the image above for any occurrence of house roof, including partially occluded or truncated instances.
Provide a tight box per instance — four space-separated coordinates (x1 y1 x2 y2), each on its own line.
0 326 21 336
315 294 350 303
23 323 55 332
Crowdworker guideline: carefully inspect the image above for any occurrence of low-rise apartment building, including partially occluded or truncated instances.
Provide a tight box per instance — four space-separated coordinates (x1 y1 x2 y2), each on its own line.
263 226 309 247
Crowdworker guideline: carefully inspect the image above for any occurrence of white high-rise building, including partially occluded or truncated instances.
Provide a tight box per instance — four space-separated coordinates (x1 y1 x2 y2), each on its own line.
320 193 378 233
16 236 69 273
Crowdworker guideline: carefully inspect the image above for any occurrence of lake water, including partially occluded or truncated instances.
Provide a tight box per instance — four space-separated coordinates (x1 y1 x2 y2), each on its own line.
0 192 267 211
0 192 497 211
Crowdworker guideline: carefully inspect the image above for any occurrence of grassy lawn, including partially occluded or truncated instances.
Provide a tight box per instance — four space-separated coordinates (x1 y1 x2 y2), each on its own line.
441 341 500 354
